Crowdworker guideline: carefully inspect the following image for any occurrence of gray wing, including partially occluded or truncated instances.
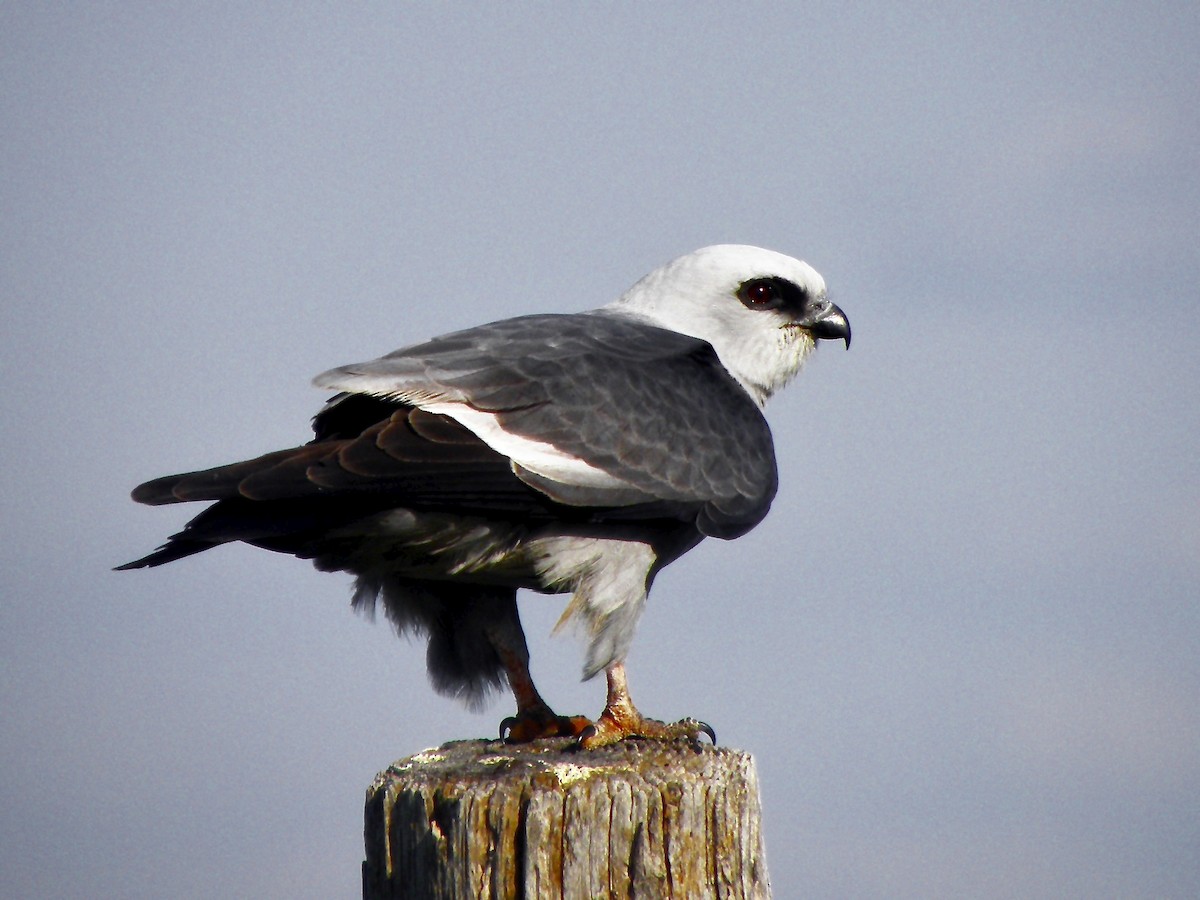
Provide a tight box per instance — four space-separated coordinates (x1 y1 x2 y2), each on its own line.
314 312 778 538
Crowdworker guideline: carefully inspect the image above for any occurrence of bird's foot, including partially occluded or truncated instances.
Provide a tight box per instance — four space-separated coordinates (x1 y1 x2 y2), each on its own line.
499 708 593 742
576 710 716 750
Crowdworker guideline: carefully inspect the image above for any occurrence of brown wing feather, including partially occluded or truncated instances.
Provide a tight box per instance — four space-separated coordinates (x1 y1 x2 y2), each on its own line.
128 446 332 505
118 403 548 570
128 405 519 507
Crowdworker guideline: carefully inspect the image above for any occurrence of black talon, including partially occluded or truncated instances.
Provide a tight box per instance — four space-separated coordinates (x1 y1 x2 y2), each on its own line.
498 716 517 740
697 720 717 745
572 723 597 750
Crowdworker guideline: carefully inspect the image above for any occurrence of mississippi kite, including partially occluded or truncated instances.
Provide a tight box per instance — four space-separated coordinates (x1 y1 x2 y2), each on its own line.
118 244 850 747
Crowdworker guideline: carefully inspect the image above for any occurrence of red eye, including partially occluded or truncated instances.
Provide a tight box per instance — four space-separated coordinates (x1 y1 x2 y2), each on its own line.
737 279 782 309
748 283 776 304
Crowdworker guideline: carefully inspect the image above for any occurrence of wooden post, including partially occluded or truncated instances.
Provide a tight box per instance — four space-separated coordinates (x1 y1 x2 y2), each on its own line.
363 738 771 899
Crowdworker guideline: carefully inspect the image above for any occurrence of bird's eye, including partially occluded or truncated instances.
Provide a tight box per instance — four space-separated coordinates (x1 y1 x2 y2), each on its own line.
737 279 783 309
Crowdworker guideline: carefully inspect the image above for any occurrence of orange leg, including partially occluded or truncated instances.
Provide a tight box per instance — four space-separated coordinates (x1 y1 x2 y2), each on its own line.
494 644 592 742
576 661 715 749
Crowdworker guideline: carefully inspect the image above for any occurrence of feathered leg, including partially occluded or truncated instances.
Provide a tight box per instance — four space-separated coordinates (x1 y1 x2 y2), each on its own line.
355 574 587 738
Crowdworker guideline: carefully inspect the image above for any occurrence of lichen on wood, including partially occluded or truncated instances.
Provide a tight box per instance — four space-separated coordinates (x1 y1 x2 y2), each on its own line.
363 738 771 899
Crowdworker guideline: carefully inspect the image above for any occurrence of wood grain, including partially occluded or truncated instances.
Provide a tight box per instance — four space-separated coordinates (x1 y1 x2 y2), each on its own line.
363 738 771 899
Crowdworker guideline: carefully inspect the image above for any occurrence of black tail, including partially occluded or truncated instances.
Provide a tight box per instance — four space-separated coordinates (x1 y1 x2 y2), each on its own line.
115 494 402 572
113 538 220 570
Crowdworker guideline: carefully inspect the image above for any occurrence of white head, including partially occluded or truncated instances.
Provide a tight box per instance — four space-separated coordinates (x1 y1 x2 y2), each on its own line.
605 244 850 405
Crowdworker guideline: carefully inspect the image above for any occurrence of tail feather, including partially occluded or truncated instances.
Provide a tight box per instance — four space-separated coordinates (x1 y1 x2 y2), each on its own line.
116 494 399 571
114 536 221 570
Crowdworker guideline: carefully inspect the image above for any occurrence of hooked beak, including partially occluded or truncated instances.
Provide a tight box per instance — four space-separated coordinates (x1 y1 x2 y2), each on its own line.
798 298 851 349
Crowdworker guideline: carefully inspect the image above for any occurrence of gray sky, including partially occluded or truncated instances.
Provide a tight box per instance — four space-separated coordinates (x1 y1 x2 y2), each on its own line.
3 4 1198 898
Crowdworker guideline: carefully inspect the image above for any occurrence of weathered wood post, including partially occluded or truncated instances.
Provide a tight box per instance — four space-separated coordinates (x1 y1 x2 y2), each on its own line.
363 738 771 899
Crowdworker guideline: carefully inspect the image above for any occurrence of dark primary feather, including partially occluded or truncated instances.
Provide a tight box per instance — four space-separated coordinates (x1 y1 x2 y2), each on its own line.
116 402 571 569
120 312 782 571
321 312 780 537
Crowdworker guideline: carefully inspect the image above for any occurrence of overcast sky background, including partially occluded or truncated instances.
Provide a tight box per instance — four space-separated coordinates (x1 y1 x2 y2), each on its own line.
3 4 1198 898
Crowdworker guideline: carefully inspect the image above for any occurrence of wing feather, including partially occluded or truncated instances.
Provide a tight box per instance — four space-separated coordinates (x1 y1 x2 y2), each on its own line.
313 312 778 537
123 310 780 573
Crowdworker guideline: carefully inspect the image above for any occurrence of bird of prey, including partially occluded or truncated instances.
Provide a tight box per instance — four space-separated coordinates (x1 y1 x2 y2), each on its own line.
118 244 850 748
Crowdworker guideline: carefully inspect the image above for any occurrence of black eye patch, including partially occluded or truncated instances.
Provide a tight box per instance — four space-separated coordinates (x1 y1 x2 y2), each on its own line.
736 276 807 311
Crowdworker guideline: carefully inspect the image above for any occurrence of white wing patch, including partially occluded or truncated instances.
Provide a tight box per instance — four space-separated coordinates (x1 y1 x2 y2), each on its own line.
314 366 653 503
420 402 635 490
315 367 613 484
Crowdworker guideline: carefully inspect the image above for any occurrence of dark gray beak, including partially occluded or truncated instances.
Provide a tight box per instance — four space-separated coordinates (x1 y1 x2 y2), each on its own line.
800 299 851 349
